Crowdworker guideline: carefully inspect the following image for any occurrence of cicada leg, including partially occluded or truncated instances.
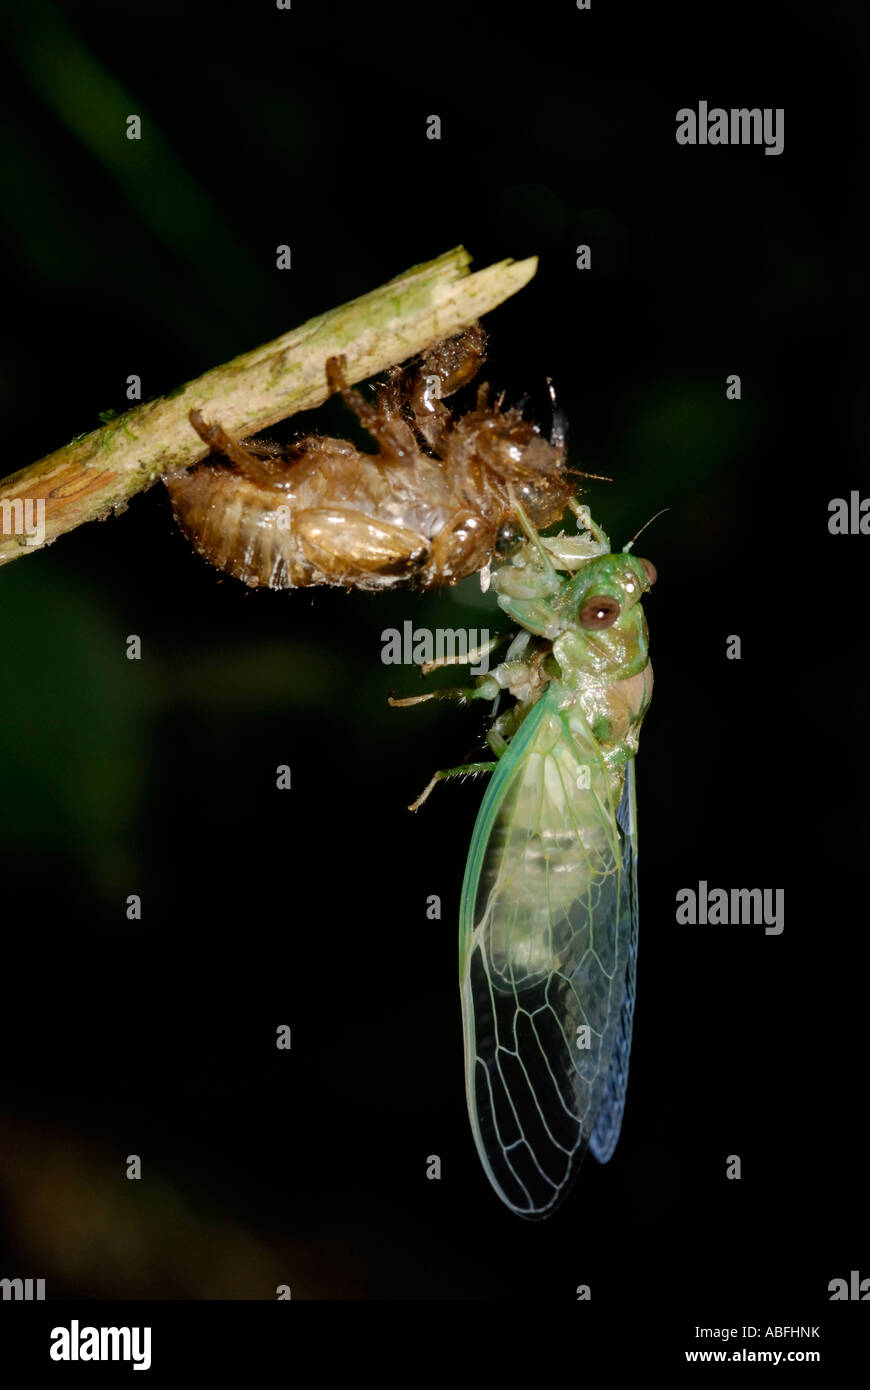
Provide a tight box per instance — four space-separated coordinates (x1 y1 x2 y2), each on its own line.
389 677 502 809
325 355 418 465
406 760 496 813
486 700 531 752
388 669 500 709
188 410 282 488
486 726 509 756
388 689 479 708
405 324 488 453
417 632 509 676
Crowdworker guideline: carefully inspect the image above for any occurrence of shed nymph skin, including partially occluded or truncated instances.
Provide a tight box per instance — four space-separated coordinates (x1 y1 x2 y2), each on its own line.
165 325 574 592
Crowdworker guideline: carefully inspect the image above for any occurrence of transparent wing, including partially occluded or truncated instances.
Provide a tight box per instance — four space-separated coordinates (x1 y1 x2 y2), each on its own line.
459 686 639 1218
588 760 638 1163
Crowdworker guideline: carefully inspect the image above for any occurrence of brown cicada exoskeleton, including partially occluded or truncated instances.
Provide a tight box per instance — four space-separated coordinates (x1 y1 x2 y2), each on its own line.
165 324 573 591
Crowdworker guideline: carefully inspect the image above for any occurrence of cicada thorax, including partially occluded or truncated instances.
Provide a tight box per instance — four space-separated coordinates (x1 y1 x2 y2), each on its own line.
165 324 572 592
486 543 655 816
545 553 654 808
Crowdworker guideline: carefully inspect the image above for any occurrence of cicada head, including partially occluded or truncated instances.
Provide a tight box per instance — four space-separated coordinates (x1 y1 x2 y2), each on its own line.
450 402 573 533
568 551 654 617
553 551 656 680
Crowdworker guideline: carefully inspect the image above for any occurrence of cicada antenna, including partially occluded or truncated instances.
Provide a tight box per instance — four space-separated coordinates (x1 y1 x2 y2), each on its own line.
622 508 670 553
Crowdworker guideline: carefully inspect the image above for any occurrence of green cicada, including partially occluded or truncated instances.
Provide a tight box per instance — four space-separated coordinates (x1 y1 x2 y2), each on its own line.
393 501 655 1218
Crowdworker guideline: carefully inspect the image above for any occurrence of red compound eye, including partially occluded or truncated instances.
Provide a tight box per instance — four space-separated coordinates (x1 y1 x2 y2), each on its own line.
638 556 657 585
579 595 620 630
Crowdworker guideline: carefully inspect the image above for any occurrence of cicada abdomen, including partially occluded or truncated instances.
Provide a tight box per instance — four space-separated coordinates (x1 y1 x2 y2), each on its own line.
165 325 573 591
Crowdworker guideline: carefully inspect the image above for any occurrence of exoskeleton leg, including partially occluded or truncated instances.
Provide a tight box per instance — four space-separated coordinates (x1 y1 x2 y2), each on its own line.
188 410 282 488
325 355 418 465
406 325 488 453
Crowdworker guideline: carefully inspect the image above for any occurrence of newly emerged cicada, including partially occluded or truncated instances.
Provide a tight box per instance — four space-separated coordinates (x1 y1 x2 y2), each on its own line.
392 502 656 1218
165 325 573 591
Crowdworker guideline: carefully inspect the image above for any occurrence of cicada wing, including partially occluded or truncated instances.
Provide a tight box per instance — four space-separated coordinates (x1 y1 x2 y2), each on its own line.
589 759 638 1163
459 687 637 1218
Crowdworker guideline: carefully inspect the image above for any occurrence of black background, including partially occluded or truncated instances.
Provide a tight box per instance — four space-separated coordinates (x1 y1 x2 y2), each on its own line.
0 0 868 1333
